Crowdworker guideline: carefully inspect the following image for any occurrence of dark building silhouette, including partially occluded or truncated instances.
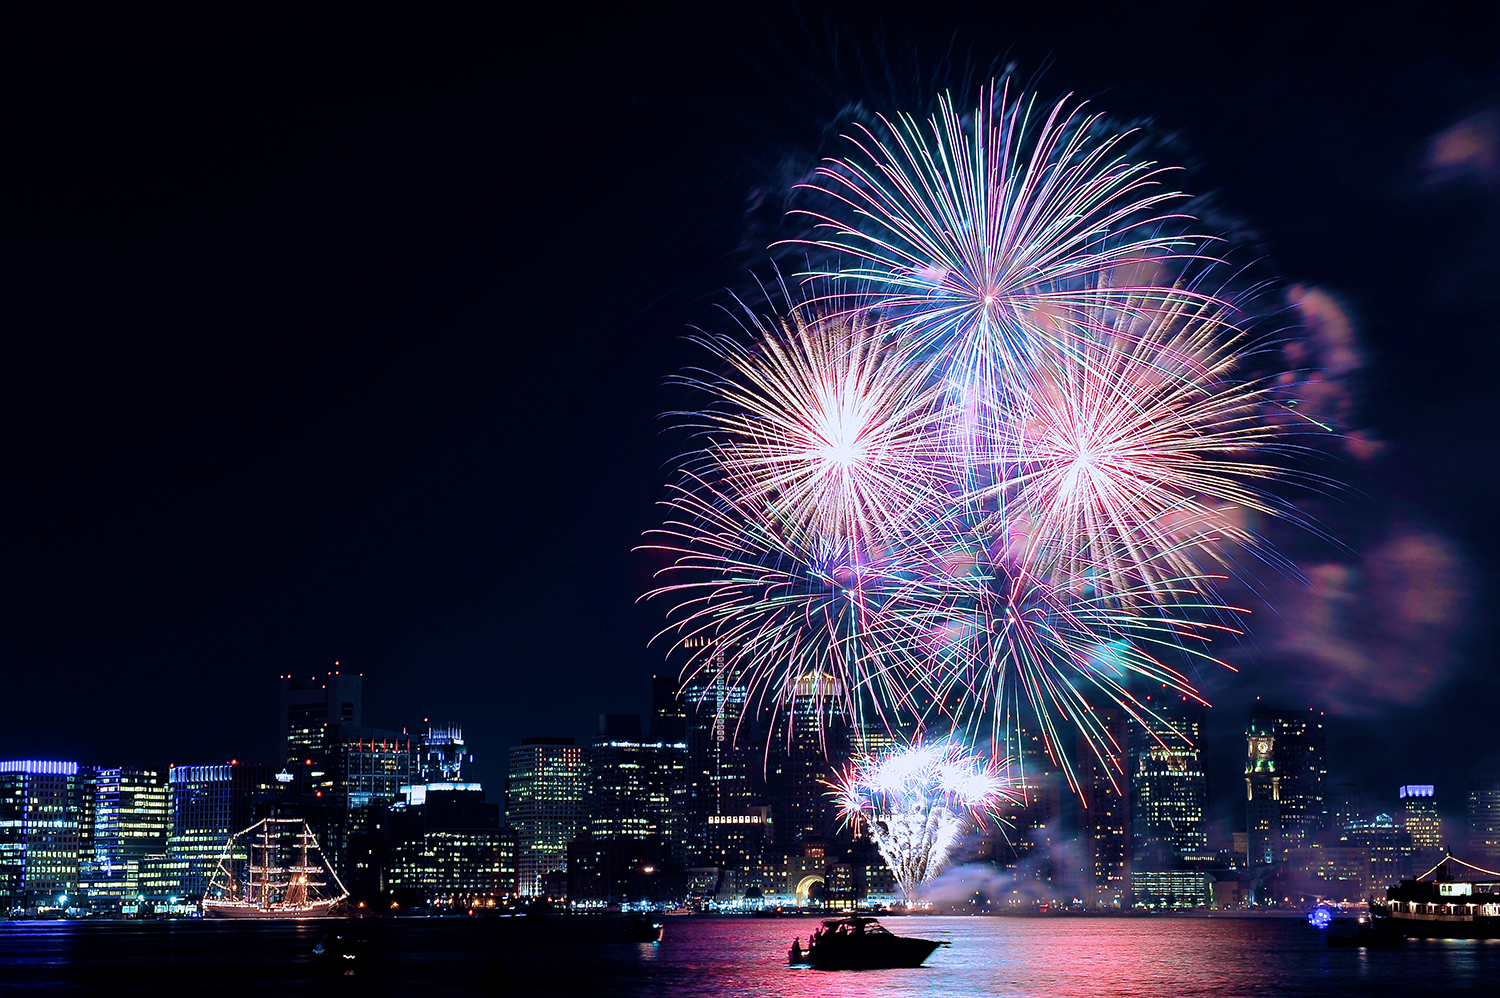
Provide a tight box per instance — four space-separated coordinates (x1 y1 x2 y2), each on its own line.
1468 777 1500 862
589 714 688 866
765 671 849 847
280 671 362 768
1075 707 1131 909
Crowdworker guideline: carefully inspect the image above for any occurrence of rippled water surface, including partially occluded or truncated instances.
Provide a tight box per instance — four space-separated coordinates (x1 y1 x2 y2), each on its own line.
4 914 1500 996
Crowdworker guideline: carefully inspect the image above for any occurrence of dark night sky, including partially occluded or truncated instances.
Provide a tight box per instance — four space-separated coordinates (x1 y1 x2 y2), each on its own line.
1 6 1496 836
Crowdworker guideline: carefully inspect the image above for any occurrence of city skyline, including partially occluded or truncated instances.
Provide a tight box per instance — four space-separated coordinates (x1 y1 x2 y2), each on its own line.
1 7 1495 876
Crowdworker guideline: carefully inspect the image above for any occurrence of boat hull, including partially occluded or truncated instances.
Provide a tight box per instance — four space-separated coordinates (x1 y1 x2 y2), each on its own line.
1370 909 1500 939
202 900 340 919
805 936 943 970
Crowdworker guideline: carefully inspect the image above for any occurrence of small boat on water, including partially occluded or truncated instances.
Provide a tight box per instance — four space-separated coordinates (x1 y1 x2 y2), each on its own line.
1370 852 1500 939
789 916 946 970
622 913 664 943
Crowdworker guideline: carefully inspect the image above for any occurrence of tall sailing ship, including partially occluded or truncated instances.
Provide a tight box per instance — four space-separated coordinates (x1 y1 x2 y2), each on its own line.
202 817 348 919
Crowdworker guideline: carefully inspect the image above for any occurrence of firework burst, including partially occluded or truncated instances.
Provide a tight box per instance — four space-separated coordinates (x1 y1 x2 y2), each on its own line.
989 292 1300 603
674 302 948 547
831 739 1014 904
642 77 1319 798
791 80 1216 399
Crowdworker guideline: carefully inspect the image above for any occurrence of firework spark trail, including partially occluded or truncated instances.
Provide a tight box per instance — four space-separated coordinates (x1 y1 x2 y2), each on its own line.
638 473 930 735
673 303 948 547
988 291 1305 604
789 80 1218 406
831 740 1015 904
864 518 1237 792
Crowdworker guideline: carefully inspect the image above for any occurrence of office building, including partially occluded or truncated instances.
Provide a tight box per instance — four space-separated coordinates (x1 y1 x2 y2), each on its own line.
280 671 363 768
1245 715 1280 866
78 767 168 900
1245 706 1328 863
589 715 688 861
1342 813 1413 895
138 761 276 900
1398 785 1441 867
0 760 83 910
388 783 516 903
506 737 588 896
1076 707 1131 909
1253 706 1327 851
1467 778 1500 862
678 637 765 862
765 671 849 847
418 725 473 783
1131 691 1208 861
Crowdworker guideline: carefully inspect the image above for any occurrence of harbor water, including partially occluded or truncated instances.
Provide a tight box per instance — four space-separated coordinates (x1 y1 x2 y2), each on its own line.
4 913 1500 996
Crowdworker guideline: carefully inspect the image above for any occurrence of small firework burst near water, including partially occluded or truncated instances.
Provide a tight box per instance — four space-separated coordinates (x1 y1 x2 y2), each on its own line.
831 740 1015 905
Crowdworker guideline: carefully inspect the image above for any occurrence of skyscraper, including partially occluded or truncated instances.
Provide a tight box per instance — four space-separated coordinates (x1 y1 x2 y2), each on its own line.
0 760 82 910
387 782 515 905
1467 778 1500 862
78 767 169 901
765 671 848 847
279 671 362 768
506 737 587 896
1245 705 1327 862
1245 716 1280 866
419 725 474 783
1130 691 1208 862
139 761 276 900
677 637 764 862
1398 785 1441 867
1076 708 1130 909
588 714 688 859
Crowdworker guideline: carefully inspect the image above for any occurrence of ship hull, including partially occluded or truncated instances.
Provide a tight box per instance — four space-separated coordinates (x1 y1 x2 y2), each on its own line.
202 900 339 919
1370 909 1500 940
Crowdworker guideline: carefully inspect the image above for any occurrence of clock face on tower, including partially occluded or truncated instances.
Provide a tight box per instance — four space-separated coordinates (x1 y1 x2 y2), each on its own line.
1257 741 1269 754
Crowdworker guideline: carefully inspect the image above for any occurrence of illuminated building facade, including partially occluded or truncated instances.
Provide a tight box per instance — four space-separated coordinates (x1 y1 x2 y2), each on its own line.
140 761 275 900
1399 785 1442 866
1250 706 1327 854
78 767 168 900
387 785 516 903
1130 692 1208 861
1341 813 1413 895
678 637 764 862
1467 777 1500 862
1245 716 1280 866
280 671 362 769
589 714 688 863
1131 870 1213 909
506 737 588 896
418 725 473 783
706 807 774 870
0 760 82 909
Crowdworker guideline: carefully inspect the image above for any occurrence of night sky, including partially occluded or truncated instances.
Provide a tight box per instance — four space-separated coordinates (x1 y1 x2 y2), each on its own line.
2 7 1496 838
